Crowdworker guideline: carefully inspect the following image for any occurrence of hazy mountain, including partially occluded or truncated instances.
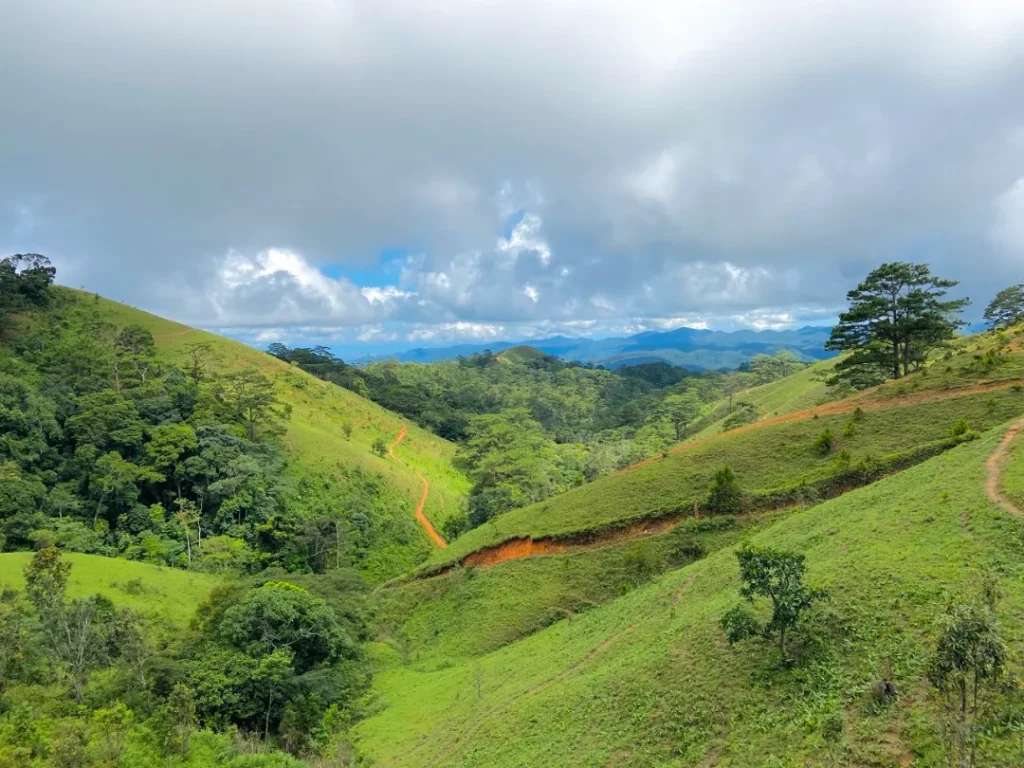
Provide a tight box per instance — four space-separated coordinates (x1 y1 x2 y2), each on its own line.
357 326 836 370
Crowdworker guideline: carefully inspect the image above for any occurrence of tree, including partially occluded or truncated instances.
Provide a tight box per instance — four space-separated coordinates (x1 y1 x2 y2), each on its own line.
0 253 55 330
827 262 968 387
174 497 201 566
23 547 116 700
927 589 1007 768
216 368 290 441
705 466 743 514
659 391 702 440
983 284 1024 330
721 545 826 662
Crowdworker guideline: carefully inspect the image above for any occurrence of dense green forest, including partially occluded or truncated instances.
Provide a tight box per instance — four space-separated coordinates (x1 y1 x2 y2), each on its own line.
0 256 396 764
267 343 808 529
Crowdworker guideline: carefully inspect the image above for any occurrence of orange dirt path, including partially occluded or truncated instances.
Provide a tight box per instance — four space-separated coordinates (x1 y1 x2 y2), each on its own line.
421 376 1024 576
389 426 447 548
621 377 1024 475
985 416 1024 518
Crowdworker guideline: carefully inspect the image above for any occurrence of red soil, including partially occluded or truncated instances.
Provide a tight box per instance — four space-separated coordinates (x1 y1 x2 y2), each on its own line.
389 426 447 548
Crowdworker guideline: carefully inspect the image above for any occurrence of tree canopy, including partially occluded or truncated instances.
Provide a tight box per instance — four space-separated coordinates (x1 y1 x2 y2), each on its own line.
826 262 968 387
983 284 1024 330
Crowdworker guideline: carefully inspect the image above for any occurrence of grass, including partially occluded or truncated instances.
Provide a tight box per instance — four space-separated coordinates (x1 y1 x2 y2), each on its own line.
68 289 470 574
0 551 220 626
376 513 767 664
692 357 840 439
1001 428 1024 510
355 425 1024 767
430 384 1024 568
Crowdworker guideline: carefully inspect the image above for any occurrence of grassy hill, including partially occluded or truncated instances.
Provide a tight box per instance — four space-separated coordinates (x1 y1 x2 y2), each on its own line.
0 551 219 626
76 290 470 577
427 327 1024 570
356 422 1024 767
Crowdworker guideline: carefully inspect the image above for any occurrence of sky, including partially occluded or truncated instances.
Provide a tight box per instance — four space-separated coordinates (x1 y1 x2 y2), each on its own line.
3 0 1024 354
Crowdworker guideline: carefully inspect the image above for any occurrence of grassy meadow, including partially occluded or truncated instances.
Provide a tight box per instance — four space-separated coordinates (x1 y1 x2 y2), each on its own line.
0 552 220 626
355 424 1024 767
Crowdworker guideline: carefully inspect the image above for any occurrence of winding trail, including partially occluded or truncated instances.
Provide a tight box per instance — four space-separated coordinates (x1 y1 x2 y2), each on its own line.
622 377 1024 475
413 377 1024 577
985 416 1024 517
389 426 447 548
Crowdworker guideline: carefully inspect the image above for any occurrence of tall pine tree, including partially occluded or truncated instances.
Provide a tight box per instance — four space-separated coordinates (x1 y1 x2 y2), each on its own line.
826 262 968 388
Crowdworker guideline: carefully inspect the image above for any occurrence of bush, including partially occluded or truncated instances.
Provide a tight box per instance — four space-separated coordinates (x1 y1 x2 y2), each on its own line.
705 466 743 515
813 428 835 456
950 418 971 438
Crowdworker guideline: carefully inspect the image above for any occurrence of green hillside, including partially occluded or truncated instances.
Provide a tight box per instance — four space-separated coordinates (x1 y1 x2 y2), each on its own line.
356 423 1024 767
0 551 219 626
690 356 839 439
428 327 1024 569
77 290 470 572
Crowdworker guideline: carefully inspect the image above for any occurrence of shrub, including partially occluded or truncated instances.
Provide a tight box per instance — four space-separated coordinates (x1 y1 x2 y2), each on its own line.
813 428 836 456
705 466 743 514
950 418 971 439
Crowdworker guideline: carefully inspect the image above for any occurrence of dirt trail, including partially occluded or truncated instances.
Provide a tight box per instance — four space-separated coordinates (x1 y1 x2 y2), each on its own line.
418 377 1024 576
622 377 1024 475
389 426 447 548
985 416 1024 517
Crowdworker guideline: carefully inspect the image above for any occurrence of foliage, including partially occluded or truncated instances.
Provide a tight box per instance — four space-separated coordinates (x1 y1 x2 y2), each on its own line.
721 545 826 661
983 284 1024 329
0 253 55 332
827 262 968 387
927 583 1009 768
705 466 743 515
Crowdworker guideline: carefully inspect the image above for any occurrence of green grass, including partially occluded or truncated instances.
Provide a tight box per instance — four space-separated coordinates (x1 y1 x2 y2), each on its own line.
432 385 1024 568
0 552 220 626
692 357 840 439
355 425 1024 767
376 513 766 664
70 290 470 570
1002 429 1024 510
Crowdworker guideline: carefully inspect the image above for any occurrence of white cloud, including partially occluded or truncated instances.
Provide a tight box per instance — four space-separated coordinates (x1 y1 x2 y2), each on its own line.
5 0 1024 347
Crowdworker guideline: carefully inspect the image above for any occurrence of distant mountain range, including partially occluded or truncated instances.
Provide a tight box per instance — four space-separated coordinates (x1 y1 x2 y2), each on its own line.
357 326 837 371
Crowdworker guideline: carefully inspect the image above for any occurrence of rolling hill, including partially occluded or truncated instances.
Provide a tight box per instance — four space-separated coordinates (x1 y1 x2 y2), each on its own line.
354 324 1024 767
34 289 471 580
356 424 1024 766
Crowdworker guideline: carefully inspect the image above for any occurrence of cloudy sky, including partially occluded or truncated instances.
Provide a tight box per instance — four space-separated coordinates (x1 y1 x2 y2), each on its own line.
3 0 1024 354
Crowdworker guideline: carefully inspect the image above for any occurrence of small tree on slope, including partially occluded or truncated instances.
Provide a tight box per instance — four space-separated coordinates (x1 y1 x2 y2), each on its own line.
927 585 1008 768
721 545 826 663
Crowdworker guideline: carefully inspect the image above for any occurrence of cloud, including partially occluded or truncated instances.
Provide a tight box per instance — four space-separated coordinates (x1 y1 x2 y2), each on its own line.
4 0 1024 350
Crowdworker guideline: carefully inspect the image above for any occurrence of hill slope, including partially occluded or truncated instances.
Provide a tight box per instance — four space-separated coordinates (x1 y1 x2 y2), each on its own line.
0 551 220 626
355 422 1024 767
43 290 470 579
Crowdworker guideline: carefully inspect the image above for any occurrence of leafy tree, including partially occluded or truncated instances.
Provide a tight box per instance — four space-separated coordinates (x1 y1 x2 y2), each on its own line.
215 368 290 441
659 391 702 440
0 253 55 330
23 547 119 700
927 587 1008 768
372 436 388 457
983 284 1024 330
721 545 826 662
827 262 968 387
218 581 350 673
705 466 743 514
